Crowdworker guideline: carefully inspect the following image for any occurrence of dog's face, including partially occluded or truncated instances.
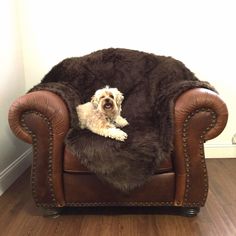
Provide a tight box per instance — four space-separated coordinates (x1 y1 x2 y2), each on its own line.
91 86 124 116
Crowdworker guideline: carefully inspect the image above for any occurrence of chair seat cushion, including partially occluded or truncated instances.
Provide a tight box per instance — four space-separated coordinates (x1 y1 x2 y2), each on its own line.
64 147 173 174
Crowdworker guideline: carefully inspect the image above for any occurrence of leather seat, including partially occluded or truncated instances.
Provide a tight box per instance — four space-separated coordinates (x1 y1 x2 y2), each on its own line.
63 148 175 205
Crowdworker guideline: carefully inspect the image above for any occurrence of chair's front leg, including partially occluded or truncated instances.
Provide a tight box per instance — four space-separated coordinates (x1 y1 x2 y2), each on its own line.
42 207 61 218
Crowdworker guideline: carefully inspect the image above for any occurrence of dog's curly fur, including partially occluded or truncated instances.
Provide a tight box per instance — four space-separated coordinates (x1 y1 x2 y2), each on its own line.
77 86 129 141
30 48 216 193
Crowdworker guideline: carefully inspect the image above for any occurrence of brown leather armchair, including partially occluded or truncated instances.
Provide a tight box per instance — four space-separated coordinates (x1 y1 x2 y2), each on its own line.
8 87 228 216
8 49 228 217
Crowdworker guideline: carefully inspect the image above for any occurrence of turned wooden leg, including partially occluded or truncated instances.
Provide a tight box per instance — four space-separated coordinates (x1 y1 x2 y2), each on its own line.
181 207 200 217
42 208 61 218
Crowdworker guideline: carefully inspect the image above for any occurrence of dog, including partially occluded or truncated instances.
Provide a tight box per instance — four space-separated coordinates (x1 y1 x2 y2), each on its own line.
76 86 129 141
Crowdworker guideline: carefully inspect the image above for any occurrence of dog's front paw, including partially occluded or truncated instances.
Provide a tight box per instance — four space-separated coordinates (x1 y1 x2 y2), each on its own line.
115 116 129 128
116 130 128 142
108 128 128 142
120 118 129 127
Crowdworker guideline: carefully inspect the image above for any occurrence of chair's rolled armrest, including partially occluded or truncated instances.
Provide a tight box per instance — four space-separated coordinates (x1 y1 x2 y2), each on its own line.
8 90 70 143
8 90 70 207
175 88 228 142
173 88 228 206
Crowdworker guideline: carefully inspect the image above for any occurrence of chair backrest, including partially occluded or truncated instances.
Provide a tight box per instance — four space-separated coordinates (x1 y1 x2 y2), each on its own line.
42 48 168 123
41 48 213 126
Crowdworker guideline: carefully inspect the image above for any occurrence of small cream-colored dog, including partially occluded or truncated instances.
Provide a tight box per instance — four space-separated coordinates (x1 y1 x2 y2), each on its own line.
76 86 129 141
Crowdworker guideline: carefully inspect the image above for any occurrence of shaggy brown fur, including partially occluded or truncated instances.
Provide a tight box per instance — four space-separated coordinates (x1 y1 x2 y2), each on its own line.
30 48 216 193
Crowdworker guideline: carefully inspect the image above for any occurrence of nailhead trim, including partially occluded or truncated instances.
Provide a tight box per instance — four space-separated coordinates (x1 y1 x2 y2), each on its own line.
66 201 174 207
182 108 217 207
21 111 57 206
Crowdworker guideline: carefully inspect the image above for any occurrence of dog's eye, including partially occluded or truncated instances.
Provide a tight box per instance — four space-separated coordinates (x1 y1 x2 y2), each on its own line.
101 96 105 99
109 95 114 99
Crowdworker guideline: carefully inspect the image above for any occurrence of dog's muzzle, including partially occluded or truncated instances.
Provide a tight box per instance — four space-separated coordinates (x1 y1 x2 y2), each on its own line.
103 98 114 110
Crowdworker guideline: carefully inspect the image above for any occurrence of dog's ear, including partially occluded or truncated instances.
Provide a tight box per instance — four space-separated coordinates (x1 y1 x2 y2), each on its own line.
116 91 124 107
91 95 99 108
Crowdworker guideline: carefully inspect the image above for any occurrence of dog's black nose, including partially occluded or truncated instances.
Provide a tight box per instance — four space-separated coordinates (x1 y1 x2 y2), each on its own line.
105 98 110 103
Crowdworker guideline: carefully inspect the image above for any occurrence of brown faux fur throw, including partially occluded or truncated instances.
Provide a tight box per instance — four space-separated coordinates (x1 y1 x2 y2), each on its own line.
30 48 216 193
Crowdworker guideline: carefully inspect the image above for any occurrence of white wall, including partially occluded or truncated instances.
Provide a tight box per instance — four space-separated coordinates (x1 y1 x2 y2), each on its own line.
0 0 31 195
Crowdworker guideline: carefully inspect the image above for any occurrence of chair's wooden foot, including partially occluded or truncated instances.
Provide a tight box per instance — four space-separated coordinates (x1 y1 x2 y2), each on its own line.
42 208 61 218
181 207 200 217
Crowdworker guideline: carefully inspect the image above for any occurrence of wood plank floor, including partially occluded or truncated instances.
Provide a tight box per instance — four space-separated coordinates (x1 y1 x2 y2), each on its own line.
0 159 236 236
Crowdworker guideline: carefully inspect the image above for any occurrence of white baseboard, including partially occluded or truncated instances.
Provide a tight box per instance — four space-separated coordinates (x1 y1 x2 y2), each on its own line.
0 148 32 196
205 144 236 158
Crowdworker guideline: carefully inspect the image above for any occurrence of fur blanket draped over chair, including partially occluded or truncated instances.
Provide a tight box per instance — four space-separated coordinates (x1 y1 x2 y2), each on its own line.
30 48 216 193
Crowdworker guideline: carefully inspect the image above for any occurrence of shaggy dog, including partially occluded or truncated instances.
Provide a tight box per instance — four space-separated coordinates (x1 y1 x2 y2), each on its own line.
76 86 129 141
